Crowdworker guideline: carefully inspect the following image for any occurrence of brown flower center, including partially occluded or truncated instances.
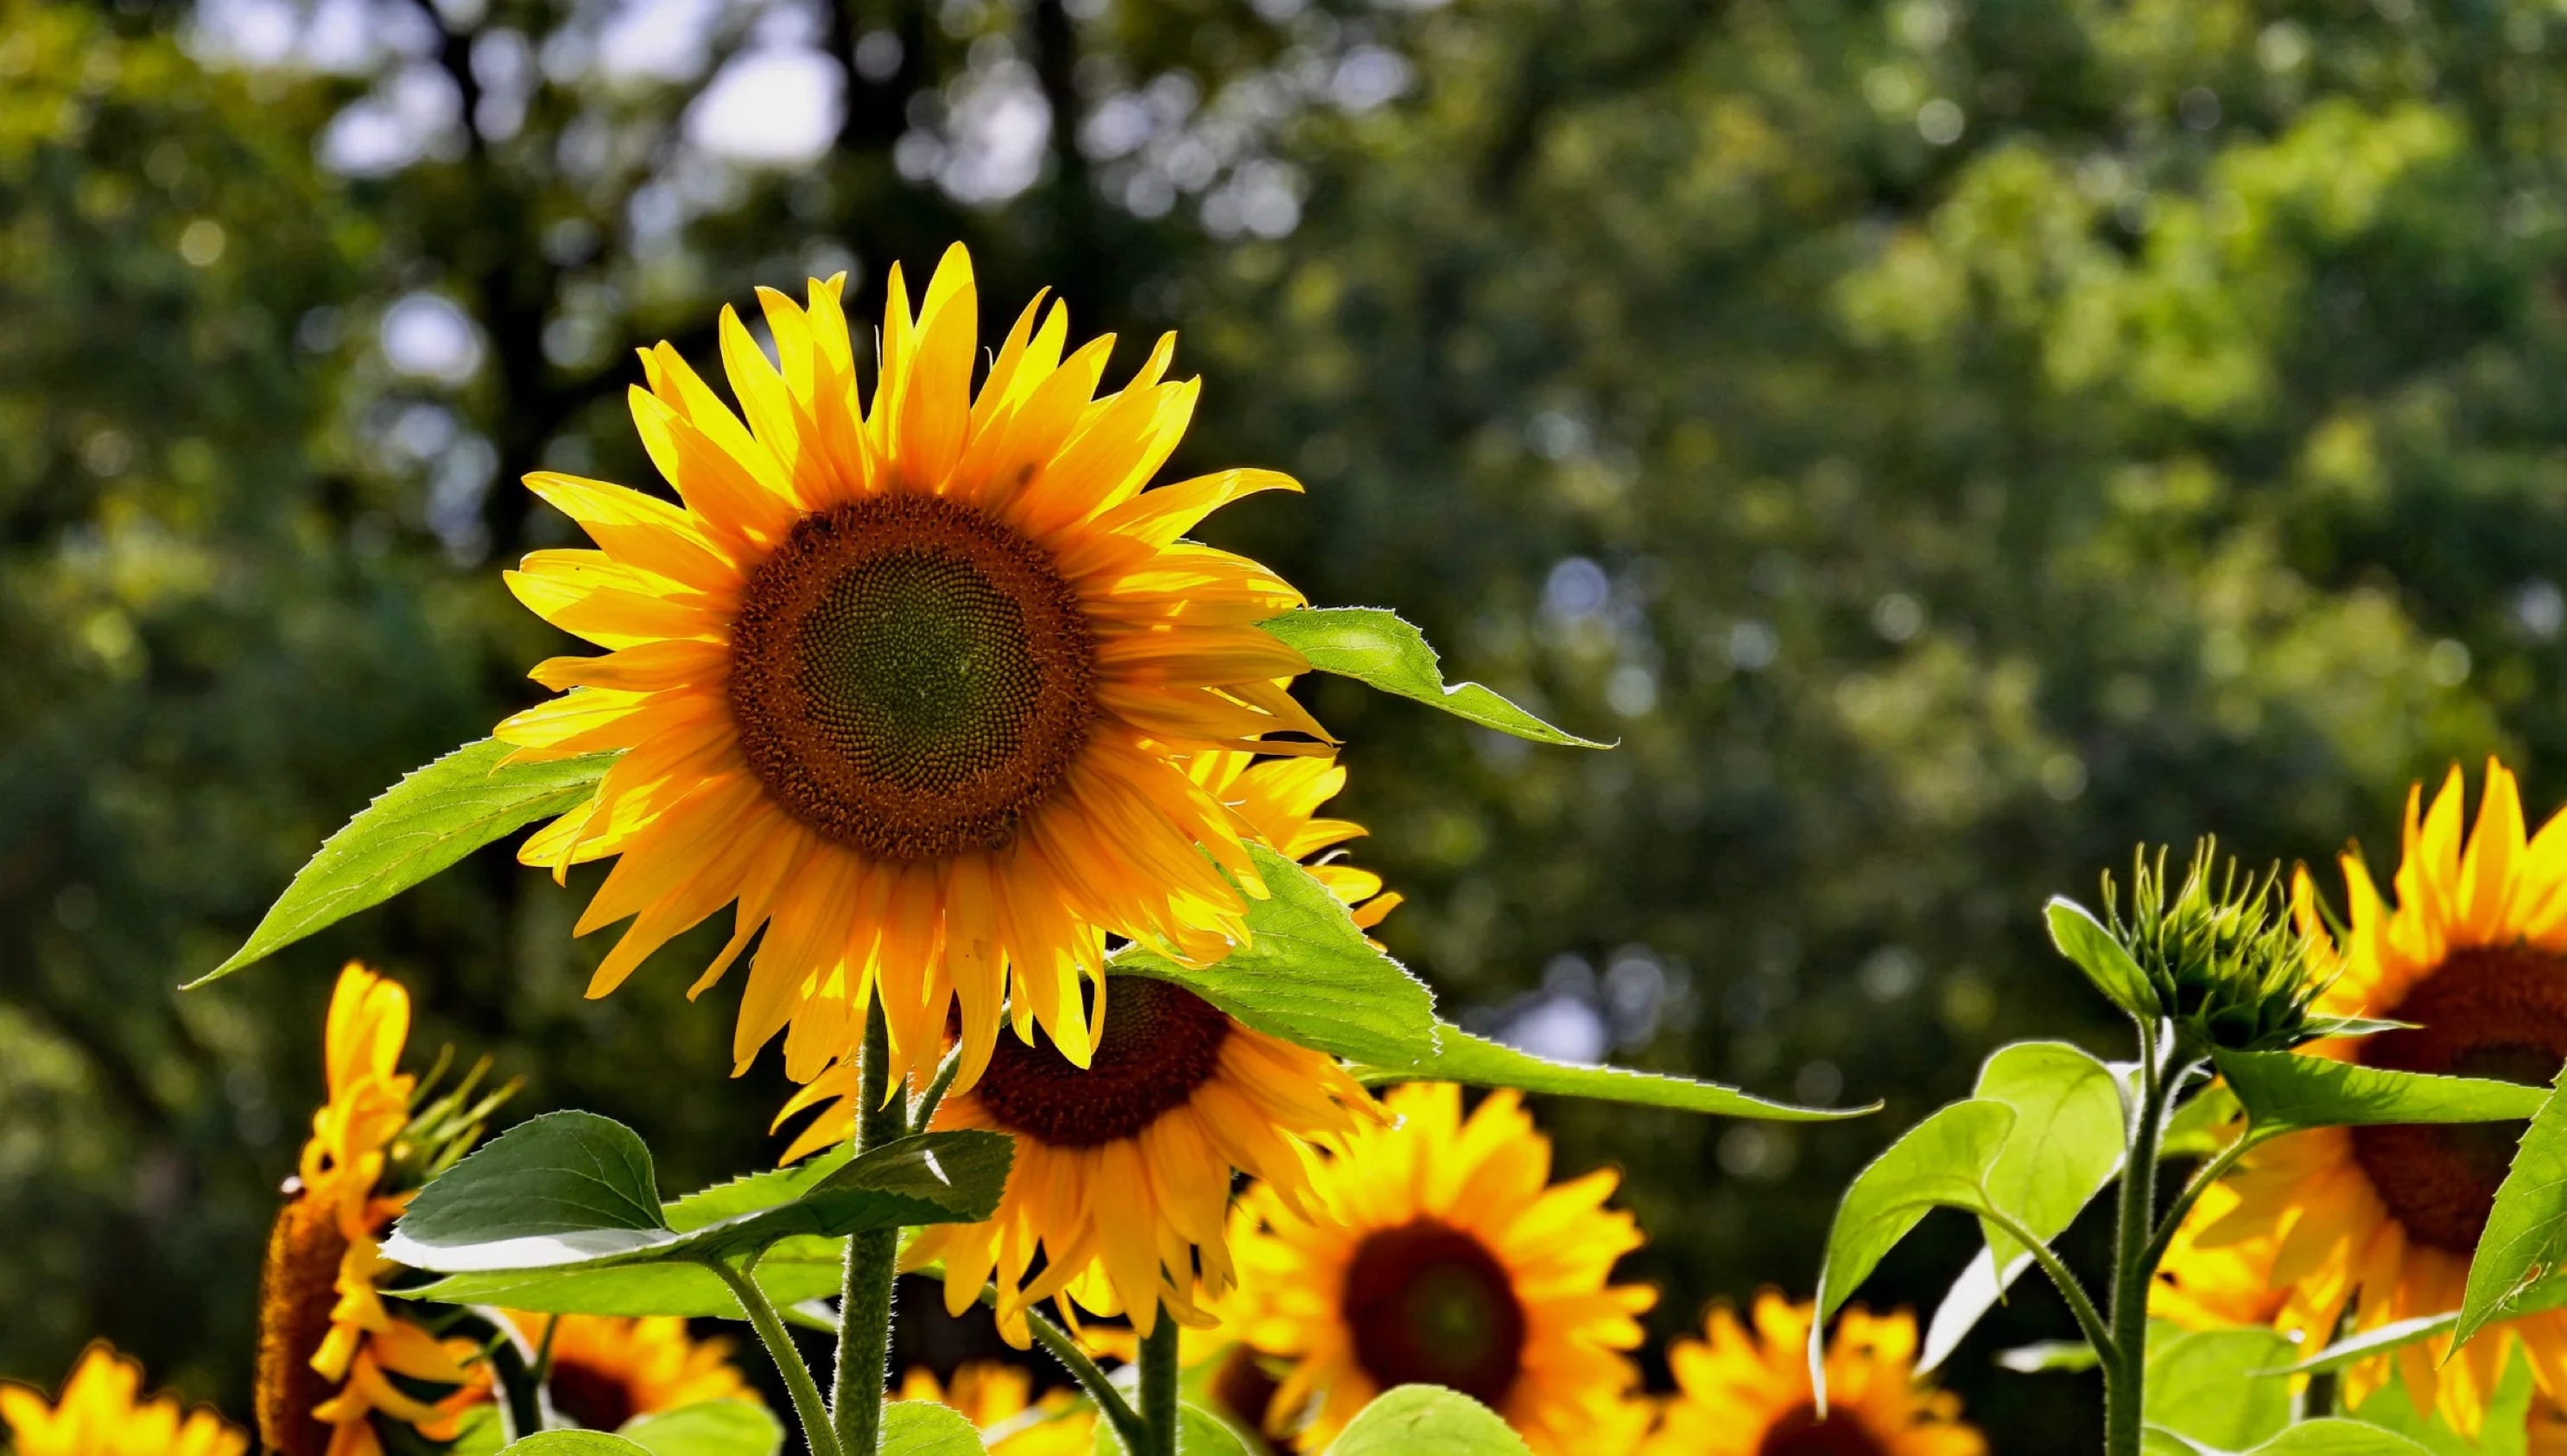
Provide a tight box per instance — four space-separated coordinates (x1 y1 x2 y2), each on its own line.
727 493 1097 862
972 978 1232 1147
1759 1405 1889 1456
256 1193 350 1456
1341 1219 1526 1409
2351 946 2567 1252
548 1358 640 1434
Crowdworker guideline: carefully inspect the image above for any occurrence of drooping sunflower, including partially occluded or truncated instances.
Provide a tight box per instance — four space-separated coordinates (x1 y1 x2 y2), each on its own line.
257 964 500 1456
2182 760 2567 1431
504 1314 756 1431
0 1342 248 1456
1230 1081 1656 1456
897 1364 1093 1454
1640 1294 1983 1456
497 244 1327 1093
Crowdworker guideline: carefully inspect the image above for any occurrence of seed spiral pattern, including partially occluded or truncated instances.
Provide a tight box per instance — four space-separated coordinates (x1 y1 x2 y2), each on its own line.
1341 1219 1528 1407
972 977 1233 1147
726 493 1098 862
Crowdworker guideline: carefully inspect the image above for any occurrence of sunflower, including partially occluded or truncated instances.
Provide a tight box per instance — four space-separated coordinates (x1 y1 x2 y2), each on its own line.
0 1342 248 1456
897 1364 1093 1454
2180 759 2567 1432
2148 1180 2295 1331
257 964 498 1456
2533 1395 2567 1456
1639 1294 1983 1456
496 244 1327 1095
1188 750 1399 931
503 1314 756 1431
1229 1081 1655 1456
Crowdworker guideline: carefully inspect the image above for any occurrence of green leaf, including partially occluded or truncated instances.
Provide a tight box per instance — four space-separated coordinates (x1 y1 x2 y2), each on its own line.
1354 1025 1869 1120
1092 1405 1256 1456
447 1404 508 1456
2244 1421 2437 1455
2347 1342 2533 1456
2457 1064 2567 1350
498 1436 655 1456
1323 1385 1534 1456
2161 1082 2245 1161
2045 897 2157 1020
397 1111 668 1250
1258 607 1605 749
618 1402 783 1456
2260 1314 2456 1377
1919 1042 2125 1371
879 1402 986 1456
401 1245 848 1319
192 737 613 985
1111 846 1438 1068
1994 1341 2100 1373
2214 1050 2549 1136
2143 1326 2298 1451
1812 1099 2014 1337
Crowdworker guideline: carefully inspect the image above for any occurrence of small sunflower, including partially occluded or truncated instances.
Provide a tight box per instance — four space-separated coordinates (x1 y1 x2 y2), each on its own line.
0 1342 248 1456
2148 1180 2294 1332
497 244 1327 1094
897 1364 1092 1454
1230 1081 1656 1456
1188 750 1399 931
504 1314 757 1431
257 964 500 1456
1641 1294 1984 1456
2181 760 2567 1431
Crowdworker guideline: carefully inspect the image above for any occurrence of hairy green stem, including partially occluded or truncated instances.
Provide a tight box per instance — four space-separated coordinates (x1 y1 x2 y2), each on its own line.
2104 1028 2177 1456
1977 1206 2114 1366
910 1043 963 1130
2138 1124 2256 1277
831 1002 904 1456
709 1254 843 1456
979 1285 1148 1452
1140 1309 1180 1456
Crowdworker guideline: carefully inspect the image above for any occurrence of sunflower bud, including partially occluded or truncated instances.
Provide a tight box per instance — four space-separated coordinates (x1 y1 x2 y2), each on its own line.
2102 839 2325 1054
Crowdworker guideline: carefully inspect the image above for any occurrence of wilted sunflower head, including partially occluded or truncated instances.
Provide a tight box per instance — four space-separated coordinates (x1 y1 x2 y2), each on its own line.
2104 839 2327 1054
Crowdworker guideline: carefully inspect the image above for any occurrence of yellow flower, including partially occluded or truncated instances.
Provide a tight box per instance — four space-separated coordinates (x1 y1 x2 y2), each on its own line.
1641 1294 1985 1456
497 244 1327 1093
1188 750 1399 931
783 972 1375 1343
2148 1180 2297 1332
897 1364 1092 1454
0 1342 248 1456
1230 1082 1655 1456
504 1314 757 1430
2179 759 2567 1433
2532 1393 2567 1455
256 965 492 1456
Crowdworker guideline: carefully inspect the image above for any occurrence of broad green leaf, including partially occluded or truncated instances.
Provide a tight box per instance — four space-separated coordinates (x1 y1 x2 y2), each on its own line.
2245 1421 2436 1455
397 1111 667 1250
1111 847 1437 1068
2260 1314 2456 1377
2347 1343 2533 1456
499 1436 655 1456
1994 1341 2100 1373
1354 1026 1868 1121
401 1244 847 1318
447 1404 508 1456
1092 1405 1256 1455
880 1402 986 1456
2143 1326 2297 1451
1918 1043 2125 1373
387 1126 1008 1276
193 737 613 985
618 1402 783 1456
1813 1100 2014 1326
2457 1065 2567 1350
2143 1433 2207 1456
1258 607 1605 749
2162 1082 2245 1161
2046 897 2156 1020
1324 1385 1533 1456
2214 1050 2549 1136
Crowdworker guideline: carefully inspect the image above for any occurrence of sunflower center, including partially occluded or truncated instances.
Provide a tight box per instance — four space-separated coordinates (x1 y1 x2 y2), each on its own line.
727 494 1097 862
255 1193 350 1456
548 1358 638 1434
2350 946 2567 1253
972 977 1233 1147
1758 1405 1889 1456
1341 1219 1526 1409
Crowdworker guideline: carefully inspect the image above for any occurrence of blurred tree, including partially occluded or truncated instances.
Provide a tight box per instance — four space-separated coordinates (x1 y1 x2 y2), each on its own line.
10 0 2567 1448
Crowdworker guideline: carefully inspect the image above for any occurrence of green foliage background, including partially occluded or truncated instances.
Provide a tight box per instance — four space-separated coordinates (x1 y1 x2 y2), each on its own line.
5 0 2564 1447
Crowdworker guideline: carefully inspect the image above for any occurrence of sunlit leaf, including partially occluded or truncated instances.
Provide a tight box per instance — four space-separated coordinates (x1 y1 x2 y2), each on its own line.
2143 1326 2297 1451
498 1435 655 1456
881 1401 986 1456
2243 1421 2436 1454
1994 1341 2100 1373
2045 897 2155 1021
193 737 613 985
2457 1066 2567 1350
1258 607 1606 749
2213 1050 2547 1136
618 1402 783 1456
1323 1385 1532 1456
1354 1026 1868 1120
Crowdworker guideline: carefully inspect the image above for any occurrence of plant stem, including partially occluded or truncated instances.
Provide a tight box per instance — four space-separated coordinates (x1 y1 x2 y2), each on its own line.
1977 1206 2114 1365
831 1001 904 1456
910 1044 963 1130
2137 1124 2256 1276
1139 1308 1180 1456
979 1285 1148 1453
709 1254 843 1456
2103 1025 2177 1456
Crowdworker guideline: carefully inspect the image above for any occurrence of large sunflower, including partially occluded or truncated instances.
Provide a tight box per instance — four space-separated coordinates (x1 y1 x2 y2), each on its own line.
897 1364 1093 1454
1230 1081 1655 1456
2183 760 2567 1431
2148 1180 2294 1332
257 965 496 1456
504 1314 756 1431
497 245 1325 1092
1640 1294 1984 1456
0 1342 247 1456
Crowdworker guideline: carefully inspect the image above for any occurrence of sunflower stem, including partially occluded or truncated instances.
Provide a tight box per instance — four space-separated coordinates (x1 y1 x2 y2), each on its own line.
910 1043 963 1130
832 1000 903 1456
2103 1021 2176 1456
1139 1308 1180 1456
708 1253 844 1456
980 1285 1149 1452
